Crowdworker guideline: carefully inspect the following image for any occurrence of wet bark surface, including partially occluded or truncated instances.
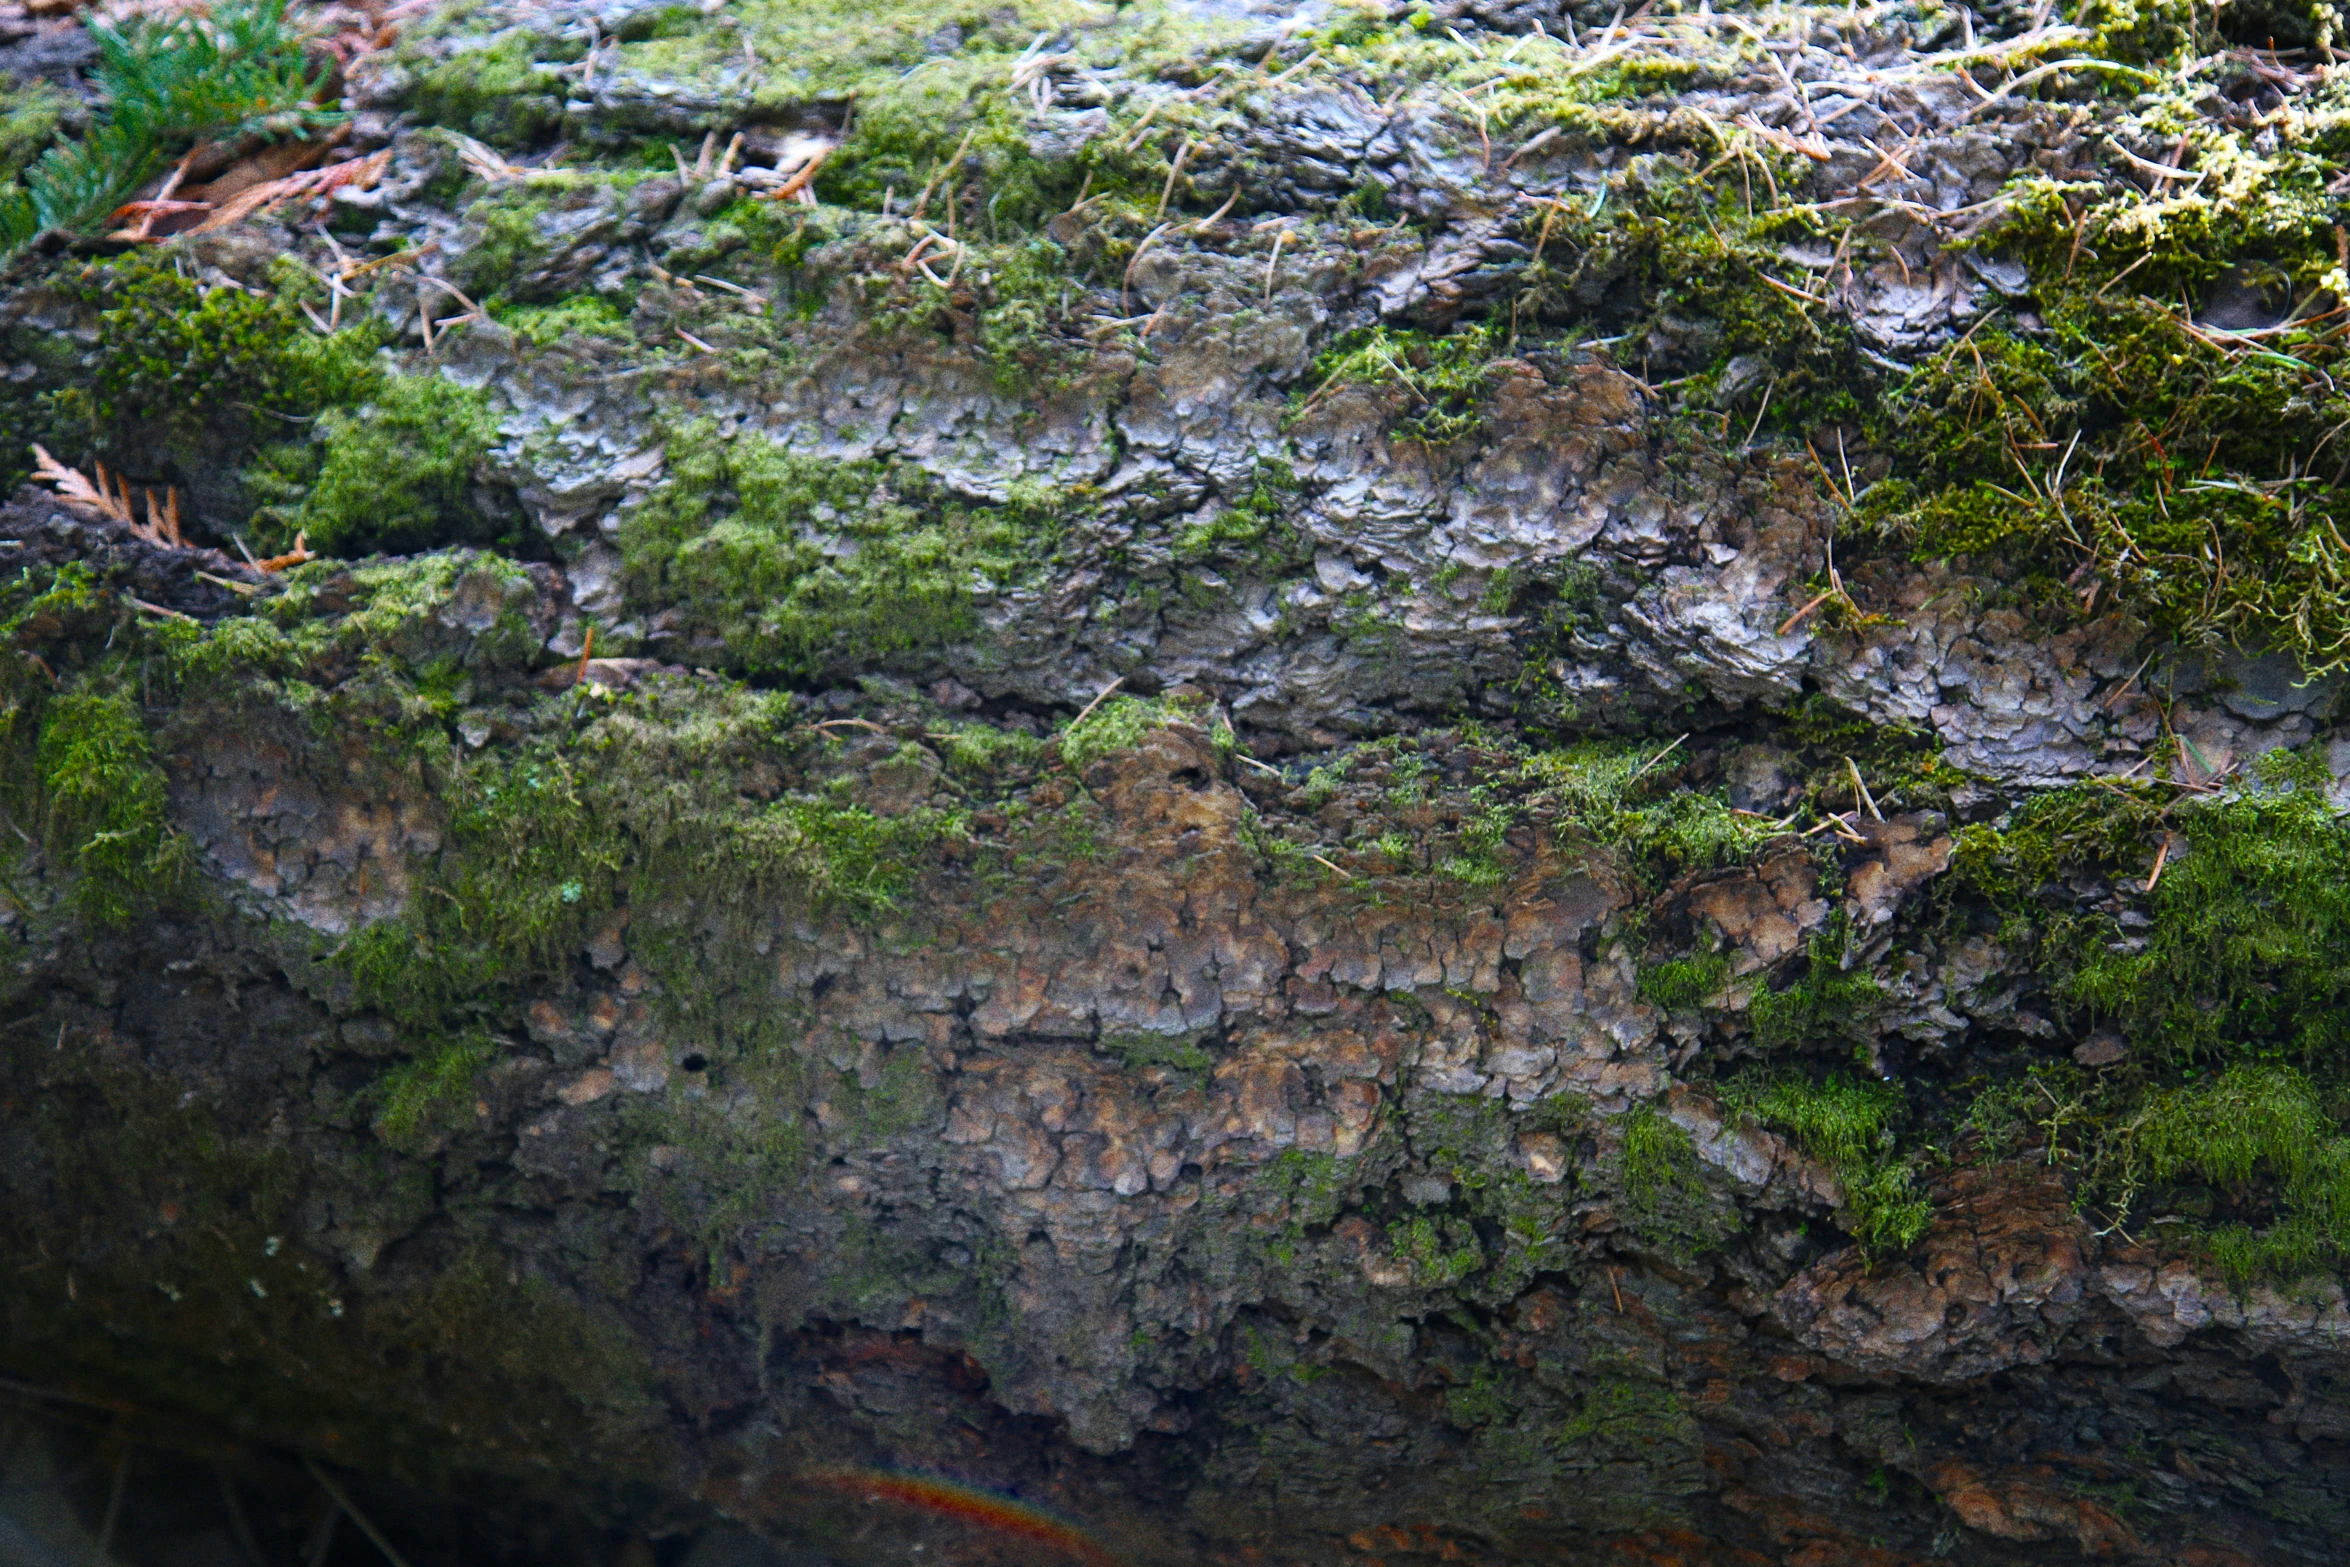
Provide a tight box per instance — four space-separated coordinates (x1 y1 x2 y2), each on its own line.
4 1 2350 1563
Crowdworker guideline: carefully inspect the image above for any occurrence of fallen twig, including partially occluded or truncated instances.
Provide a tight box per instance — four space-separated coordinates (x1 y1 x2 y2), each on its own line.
190 148 393 235
1626 732 1689 785
1121 221 1175 311
302 1457 417 1567
256 533 314 573
1069 676 1125 726
1777 589 1833 636
1155 135 1194 220
1845 756 1882 821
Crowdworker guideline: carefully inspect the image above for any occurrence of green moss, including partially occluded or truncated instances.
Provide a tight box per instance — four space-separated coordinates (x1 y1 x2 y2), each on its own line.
450 179 641 304
1954 751 2350 1066
1256 1147 1354 1266
401 33 567 147
1387 1212 1484 1286
931 718 1043 781
832 1042 946 1146
51 255 382 476
622 425 1051 680
1516 158 1870 437
718 794 965 911
970 234 1089 392
1516 740 1778 886
1637 950 1730 1013
1056 692 1204 772
1725 1071 1931 1260
2134 1065 2350 1285
1869 290 2350 672
1428 786 1513 887
154 551 540 697
362 1031 498 1149
0 79 68 184
1558 1372 1698 1459
37 684 189 926
1971 1061 2350 1287
2070 755 2350 1062
294 373 504 557
1849 59 2350 673
1295 321 1504 445
1749 923 1880 1053
339 745 620 1029
1175 459 1305 568
491 292 637 348
663 0 1113 108
2072 0 2204 62
1617 1100 1699 1208
1102 1031 1214 1079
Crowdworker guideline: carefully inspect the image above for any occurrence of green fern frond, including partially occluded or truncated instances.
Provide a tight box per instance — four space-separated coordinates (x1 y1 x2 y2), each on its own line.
3 0 336 255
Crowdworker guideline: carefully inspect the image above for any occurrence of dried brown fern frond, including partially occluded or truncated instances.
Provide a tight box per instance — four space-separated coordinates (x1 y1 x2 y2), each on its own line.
31 444 192 550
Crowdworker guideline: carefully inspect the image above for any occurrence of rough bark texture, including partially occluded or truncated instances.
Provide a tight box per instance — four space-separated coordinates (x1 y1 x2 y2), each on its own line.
6 1 2350 1564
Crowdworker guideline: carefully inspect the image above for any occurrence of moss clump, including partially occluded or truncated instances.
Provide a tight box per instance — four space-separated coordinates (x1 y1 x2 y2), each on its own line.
2133 1065 2350 1282
290 373 505 557
931 719 1044 781
1056 692 1210 773
36 685 188 926
400 33 568 147
1253 1146 1353 1266
1851 54 2350 672
0 79 68 184
1956 750 2350 1066
1102 1032 1214 1079
1749 924 1880 1053
363 1032 499 1149
621 425 1051 680
45 255 381 480
1515 740 1780 886
1618 1100 1699 1207
1514 157 1871 438
1295 322 1506 445
491 293 637 348
1949 748 2350 1281
717 793 965 910
340 745 619 1029
1557 1370 1700 1467
2064 751 2350 1064
1173 458 1306 569
1404 1093 1580 1298
1726 1071 1930 1260
1971 1061 2350 1287
1637 950 1730 1013
317 665 962 1131
1612 1101 1731 1256
1867 288 2350 672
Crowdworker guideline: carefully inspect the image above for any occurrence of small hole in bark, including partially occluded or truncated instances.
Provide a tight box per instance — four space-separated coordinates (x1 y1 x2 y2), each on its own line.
680 1053 707 1072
